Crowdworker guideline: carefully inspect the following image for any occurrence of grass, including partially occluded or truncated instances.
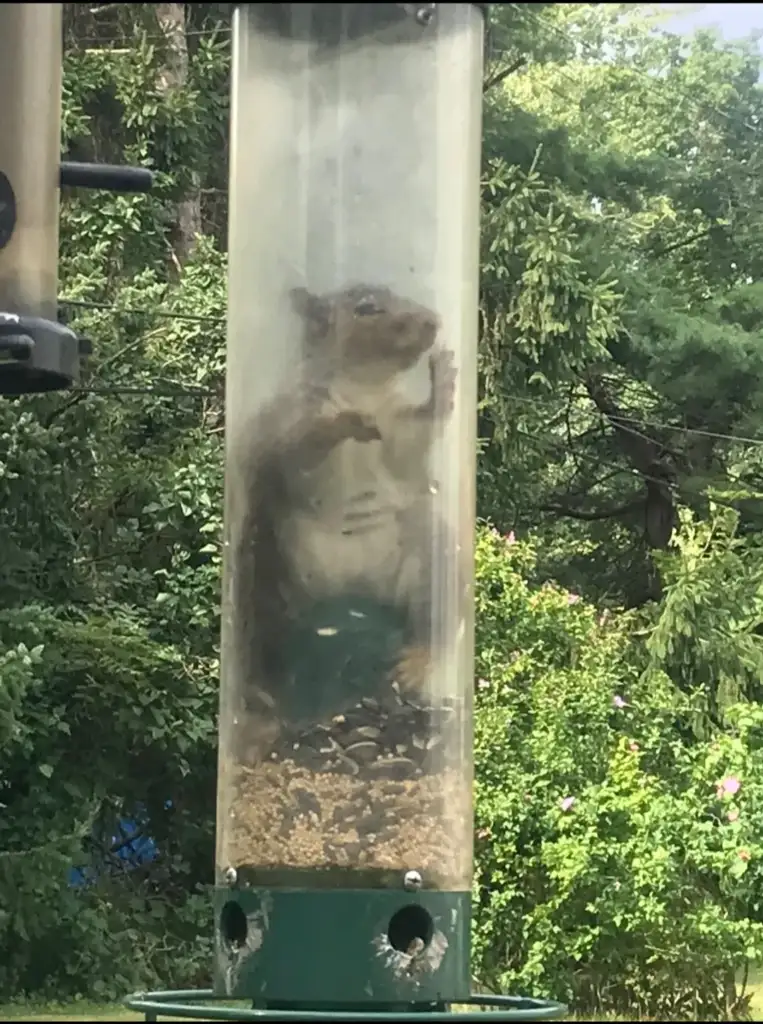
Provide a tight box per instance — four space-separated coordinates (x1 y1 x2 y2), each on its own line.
2 1003 139 1022
749 970 763 1021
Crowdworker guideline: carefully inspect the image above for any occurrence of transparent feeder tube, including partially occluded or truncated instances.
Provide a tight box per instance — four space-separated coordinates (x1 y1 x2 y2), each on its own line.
0 4 63 320
217 2 483 893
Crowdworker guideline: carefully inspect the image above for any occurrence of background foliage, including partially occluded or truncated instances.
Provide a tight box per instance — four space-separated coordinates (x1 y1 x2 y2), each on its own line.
2 3 763 1019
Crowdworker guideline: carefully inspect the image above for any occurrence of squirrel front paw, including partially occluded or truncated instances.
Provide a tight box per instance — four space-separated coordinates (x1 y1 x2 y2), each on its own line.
390 643 432 696
429 347 457 419
336 410 382 443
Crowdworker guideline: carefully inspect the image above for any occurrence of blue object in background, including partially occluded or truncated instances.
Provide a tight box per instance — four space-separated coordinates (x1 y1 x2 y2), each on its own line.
68 800 170 887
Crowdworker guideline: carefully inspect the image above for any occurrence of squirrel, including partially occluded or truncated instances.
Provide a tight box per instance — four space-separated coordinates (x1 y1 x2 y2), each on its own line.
228 282 461 744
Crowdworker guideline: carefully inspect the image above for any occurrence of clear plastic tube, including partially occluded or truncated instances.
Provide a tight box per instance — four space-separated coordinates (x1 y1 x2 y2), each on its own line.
217 2 483 894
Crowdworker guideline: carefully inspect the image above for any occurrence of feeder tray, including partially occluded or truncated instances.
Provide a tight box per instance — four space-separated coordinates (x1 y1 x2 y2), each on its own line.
125 988 567 1021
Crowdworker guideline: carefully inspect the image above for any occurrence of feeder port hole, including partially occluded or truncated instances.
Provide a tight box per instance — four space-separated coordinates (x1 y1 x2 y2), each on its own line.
387 903 434 954
220 899 248 950
219 897 437 960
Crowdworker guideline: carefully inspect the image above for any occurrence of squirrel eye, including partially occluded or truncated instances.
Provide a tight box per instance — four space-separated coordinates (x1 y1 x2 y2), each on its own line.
354 297 381 317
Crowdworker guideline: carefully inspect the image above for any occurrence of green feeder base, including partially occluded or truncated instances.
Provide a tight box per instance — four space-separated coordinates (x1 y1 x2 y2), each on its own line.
124 989 568 1021
212 887 473 1006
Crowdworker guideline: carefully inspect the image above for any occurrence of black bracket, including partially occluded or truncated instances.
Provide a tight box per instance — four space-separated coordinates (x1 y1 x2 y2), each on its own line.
0 164 153 394
59 161 154 194
0 314 81 395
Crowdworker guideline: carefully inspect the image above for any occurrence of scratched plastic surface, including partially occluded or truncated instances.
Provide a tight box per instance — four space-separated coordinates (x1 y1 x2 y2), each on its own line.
216 2 483 893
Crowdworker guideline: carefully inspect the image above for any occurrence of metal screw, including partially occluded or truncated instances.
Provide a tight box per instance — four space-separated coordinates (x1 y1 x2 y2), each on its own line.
403 869 423 891
223 866 237 886
416 4 436 25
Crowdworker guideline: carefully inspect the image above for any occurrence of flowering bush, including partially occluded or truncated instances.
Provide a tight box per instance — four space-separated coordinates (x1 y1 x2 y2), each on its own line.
472 525 763 1020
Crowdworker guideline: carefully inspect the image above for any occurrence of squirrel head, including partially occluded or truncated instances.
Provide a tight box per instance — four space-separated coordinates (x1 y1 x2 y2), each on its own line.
290 283 439 376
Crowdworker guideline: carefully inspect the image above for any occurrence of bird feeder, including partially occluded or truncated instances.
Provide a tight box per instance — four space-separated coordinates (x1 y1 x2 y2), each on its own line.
128 2 566 1022
216 0 486 1010
0 3 153 396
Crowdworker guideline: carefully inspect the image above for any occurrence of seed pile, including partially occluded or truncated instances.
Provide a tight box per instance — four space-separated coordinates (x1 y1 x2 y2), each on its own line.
279 688 463 776
221 691 471 890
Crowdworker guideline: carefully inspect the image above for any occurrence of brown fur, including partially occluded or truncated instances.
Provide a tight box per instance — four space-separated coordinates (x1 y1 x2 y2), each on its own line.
228 283 461 735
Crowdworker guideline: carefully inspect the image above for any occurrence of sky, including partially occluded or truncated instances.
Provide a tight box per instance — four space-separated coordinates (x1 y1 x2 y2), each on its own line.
663 3 763 43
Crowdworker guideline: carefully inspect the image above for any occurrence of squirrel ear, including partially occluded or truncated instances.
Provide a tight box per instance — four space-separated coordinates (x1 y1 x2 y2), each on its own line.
290 286 321 319
290 286 329 338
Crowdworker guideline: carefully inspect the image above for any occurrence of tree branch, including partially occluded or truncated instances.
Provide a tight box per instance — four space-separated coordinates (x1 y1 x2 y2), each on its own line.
535 497 644 522
650 225 718 259
483 58 527 94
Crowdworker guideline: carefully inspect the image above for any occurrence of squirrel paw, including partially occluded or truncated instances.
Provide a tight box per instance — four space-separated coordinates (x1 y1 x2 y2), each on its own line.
337 410 382 443
390 643 432 696
429 347 457 418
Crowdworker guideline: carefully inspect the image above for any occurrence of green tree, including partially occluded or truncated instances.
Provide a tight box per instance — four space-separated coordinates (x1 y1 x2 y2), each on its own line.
0 3 229 996
472 525 763 1020
3 2 763 1014
479 2 763 608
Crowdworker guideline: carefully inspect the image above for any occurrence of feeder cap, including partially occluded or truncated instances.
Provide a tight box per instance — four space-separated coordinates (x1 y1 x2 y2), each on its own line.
230 2 489 17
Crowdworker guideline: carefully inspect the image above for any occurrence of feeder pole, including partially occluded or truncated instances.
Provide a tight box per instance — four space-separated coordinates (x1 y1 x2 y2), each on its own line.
0 4 79 393
0 3 154 396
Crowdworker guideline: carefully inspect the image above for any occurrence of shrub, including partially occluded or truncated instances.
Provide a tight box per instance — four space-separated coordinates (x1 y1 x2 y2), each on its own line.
472 525 763 1021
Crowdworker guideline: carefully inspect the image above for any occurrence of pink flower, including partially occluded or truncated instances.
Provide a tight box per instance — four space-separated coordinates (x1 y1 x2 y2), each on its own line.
629 741 639 753
716 776 741 799
613 695 627 709
567 593 580 605
560 796 576 812
728 809 740 823
505 531 516 545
